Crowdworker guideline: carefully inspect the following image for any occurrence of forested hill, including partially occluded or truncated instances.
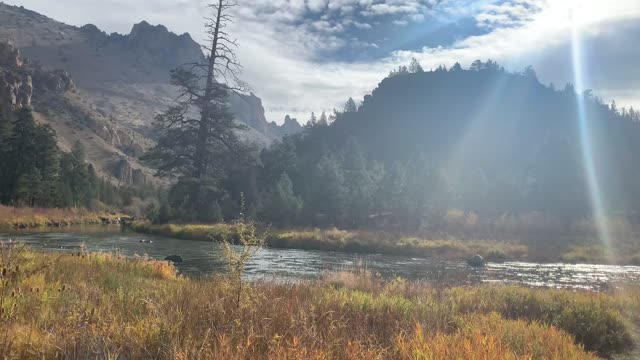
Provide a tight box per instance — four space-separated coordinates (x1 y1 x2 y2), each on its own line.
260 62 640 228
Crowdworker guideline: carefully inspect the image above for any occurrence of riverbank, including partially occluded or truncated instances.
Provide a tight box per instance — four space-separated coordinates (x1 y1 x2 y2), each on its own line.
1 246 638 359
130 222 640 265
0 205 128 229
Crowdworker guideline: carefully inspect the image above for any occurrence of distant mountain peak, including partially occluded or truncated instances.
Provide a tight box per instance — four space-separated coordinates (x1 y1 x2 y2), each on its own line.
130 21 169 37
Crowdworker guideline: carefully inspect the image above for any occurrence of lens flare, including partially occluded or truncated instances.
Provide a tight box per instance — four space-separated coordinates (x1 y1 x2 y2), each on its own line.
570 13 613 253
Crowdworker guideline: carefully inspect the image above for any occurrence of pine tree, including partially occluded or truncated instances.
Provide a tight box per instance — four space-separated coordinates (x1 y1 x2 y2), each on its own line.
318 111 328 126
259 172 302 227
342 138 374 226
0 110 12 202
343 98 357 113
409 58 424 73
143 0 247 222
310 155 346 225
15 167 42 207
70 142 91 207
309 112 317 127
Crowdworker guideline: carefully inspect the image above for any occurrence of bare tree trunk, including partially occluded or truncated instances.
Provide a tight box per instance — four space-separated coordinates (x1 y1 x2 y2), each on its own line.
194 0 224 179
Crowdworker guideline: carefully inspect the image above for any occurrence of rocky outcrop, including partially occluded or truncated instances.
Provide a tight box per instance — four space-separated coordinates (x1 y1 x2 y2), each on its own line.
111 158 147 186
467 254 486 268
112 158 147 186
127 21 204 72
0 42 32 110
0 42 75 112
227 92 303 142
280 115 303 136
33 69 74 93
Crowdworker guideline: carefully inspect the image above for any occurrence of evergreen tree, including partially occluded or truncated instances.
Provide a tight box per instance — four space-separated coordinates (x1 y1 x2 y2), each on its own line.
15 167 42 207
409 58 424 73
318 111 328 126
70 142 91 207
309 112 317 127
342 138 375 226
259 172 302 227
143 0 247 222
309 155 346 225
0 110 12 202
343 98 357 113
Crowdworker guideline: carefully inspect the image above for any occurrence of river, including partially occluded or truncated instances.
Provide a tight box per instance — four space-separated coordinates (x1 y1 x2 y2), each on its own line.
2 225 639 291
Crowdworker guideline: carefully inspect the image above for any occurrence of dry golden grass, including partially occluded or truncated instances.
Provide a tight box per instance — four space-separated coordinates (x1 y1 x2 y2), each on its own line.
0 205 125 229
1 245 637 359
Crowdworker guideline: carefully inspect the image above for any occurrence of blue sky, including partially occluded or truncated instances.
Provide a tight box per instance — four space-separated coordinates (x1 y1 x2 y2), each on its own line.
7 0 640 123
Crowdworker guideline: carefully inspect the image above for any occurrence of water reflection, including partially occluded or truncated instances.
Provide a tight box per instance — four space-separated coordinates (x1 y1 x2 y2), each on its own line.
2 226 640 291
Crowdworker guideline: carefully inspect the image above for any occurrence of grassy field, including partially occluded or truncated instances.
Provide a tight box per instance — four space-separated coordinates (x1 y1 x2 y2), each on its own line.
0 205 125 229
1 245 639 359
130 221 640 265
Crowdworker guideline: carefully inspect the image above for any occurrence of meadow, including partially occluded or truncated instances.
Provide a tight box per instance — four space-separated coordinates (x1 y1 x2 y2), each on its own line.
1 244 638 359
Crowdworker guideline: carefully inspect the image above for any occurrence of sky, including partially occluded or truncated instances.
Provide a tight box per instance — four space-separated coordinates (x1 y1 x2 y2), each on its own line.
6 0 640 123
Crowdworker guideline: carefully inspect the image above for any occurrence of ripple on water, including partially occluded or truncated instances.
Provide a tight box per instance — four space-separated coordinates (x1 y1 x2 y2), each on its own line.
2 228 640 291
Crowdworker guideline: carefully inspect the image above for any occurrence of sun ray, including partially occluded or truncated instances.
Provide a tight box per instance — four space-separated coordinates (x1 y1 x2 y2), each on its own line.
570 7 614 256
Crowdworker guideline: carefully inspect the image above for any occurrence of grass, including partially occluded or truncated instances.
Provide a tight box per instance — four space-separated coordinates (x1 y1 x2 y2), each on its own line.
0 205 125 229
131 221 640 265
1 245 637 359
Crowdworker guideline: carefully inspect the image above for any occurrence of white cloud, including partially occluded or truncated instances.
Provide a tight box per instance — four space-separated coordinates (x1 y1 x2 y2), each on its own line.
6 0 640 123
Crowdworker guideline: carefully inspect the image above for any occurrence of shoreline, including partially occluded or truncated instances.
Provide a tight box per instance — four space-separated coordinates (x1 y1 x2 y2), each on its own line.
130 221 640 266
0 205 130 230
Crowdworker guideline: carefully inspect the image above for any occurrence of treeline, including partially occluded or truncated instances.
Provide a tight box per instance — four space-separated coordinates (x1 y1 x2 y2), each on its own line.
250 59 640 230
154 59 640 231
0 107 138 210
147 55 640 231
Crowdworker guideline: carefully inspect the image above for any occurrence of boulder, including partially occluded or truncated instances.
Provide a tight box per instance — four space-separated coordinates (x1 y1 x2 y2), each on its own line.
467 254 486 268
164 255 183 263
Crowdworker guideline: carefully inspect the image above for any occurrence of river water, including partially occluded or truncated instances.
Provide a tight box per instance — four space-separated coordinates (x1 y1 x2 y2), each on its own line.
2 225 640 291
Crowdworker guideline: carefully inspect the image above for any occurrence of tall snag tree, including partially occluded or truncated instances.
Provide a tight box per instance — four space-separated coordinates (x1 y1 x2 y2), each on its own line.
144 0 248 222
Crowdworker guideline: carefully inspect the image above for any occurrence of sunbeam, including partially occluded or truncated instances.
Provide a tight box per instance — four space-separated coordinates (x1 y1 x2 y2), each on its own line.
570 7 614 254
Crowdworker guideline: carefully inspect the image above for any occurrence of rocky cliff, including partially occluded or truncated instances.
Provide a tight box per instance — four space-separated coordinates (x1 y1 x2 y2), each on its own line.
0 42 32 110
0 3 301 185
0 40 152 186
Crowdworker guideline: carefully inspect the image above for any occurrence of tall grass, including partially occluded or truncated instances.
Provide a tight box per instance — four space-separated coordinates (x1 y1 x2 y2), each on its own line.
0 245 636 359
0 205 124 229
132 222 529 261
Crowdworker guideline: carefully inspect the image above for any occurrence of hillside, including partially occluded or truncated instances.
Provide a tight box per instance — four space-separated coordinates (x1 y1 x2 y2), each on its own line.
257 64 640 229
0 3 301 185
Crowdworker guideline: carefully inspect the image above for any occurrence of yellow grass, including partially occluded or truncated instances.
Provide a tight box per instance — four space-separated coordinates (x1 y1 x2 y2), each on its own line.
0 205 125 229
1 245 637 359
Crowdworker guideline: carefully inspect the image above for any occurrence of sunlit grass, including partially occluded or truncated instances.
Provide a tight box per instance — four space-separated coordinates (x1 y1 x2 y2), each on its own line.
1 245 637 358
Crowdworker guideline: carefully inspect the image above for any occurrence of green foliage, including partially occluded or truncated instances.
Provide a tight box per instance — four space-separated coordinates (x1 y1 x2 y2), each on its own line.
0 108 133 210
258 172 302 227
145 203 160 224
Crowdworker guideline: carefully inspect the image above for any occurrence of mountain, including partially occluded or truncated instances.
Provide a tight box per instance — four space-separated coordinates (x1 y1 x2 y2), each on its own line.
0 3 301 185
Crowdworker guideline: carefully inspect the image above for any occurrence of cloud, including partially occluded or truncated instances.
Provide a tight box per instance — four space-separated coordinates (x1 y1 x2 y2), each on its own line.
235 0 640 122
6 0 640 123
